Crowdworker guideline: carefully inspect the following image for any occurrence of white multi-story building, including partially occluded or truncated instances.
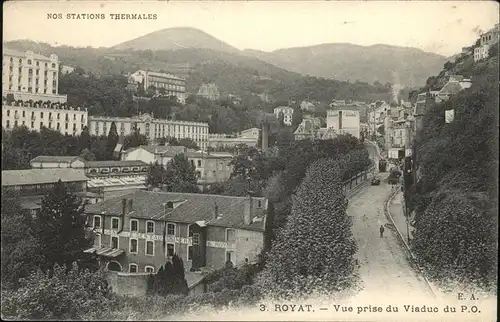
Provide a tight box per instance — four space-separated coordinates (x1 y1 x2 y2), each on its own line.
273 106 294 125
474 23 499 62
326 108 360 139
2 48 67 103
88 113 209 151
129 70 186 104
2 100 87 135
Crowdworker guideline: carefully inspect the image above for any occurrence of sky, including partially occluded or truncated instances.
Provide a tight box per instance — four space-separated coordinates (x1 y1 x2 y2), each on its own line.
3 1 499 57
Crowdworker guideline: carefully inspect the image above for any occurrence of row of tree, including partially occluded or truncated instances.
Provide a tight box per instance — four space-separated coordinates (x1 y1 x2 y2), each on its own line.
258 158 358 298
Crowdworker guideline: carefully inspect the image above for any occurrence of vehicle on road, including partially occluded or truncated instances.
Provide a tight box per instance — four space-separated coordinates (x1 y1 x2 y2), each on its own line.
371 177 381 185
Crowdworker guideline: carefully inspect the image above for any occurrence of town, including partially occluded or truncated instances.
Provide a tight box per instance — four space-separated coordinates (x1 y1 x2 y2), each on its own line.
1 3 498 321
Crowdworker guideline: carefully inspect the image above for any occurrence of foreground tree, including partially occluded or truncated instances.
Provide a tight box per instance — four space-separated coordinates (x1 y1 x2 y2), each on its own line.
258 158 357 299
1 263 114 320
1 191 43 289
32 180 95 271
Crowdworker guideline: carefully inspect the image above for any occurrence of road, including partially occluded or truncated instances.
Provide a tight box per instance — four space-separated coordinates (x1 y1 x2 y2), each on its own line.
350 176 434 302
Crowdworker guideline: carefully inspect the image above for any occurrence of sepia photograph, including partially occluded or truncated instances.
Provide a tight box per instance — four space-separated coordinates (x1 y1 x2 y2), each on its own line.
1 1 498 321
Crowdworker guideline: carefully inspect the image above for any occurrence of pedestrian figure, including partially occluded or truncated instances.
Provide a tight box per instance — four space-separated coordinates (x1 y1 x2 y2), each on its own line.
380 225 385 238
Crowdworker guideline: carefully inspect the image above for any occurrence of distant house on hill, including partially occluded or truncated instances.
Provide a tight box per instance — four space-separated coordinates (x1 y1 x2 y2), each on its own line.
197 84 220 101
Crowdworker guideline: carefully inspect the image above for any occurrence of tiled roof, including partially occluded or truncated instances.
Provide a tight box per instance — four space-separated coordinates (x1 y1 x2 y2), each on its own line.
85 160 148 168
84 190 267 231
30 155 84 163
2 168 88 186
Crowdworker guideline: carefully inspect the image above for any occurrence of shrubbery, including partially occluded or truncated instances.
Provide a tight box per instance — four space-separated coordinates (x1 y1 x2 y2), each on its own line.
1 263 115 320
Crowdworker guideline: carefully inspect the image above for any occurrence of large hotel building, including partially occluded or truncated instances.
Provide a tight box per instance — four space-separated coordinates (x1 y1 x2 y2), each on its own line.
88 113 209 151
2 48 67 103
128 70 186 104
2 48 88 136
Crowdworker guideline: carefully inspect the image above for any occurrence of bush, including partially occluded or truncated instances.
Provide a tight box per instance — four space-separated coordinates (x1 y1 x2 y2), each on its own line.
1 263 115 320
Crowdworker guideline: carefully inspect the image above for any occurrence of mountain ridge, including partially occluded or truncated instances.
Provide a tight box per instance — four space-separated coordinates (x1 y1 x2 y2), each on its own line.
110 27 448 87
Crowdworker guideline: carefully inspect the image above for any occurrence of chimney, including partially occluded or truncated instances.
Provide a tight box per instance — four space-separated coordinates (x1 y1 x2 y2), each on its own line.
244 194 253 226
261 123 269 153
119 198 127 232
213 202 218 220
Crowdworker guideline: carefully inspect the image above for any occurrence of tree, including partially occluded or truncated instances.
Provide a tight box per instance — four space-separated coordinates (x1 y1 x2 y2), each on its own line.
1 263 113 320
146 162 168 188
277 111 285 127
32 180 95 271
258 158 357 299
79 148 96 161
178 138 199 150
123 132 148 150
106 121 119 159
165 154 199 193
147 254 189 296
79 126 91 151
1 191 44 289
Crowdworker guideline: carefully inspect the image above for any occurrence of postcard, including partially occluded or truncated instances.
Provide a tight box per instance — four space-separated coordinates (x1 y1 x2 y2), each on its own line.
1 1 498 321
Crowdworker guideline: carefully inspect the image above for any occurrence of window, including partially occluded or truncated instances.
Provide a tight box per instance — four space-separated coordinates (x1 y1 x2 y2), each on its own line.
6 110 10 117
193 233 200 245
52 63 56 68
257 200 262 208
28 59 32 65
111 217 120 230
111 236 119 249
145 240 154 256
187 246 193 261
130 219 138 232
129 264 138 273
166 243 174 257
96 234 102 247
129 238 138 253
145 266 155 273
146 221 155 234
93 215 102 229
167 223 175 236
197 160 202 167
22 111 25 117
226 229 236 242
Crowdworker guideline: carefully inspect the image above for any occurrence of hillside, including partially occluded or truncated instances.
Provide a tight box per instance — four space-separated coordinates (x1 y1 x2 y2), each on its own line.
111 27 240 53
243 43 448 87
4 40 391 103
111 27 447 87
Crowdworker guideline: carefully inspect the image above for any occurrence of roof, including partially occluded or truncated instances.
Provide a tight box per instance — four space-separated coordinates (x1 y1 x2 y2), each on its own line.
124 145 189 155
439 81 464 96
30 155 85 164
87 176 147 189
84 190 267 232
3 48 56 61
2 168 88 186
85 160 148 168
